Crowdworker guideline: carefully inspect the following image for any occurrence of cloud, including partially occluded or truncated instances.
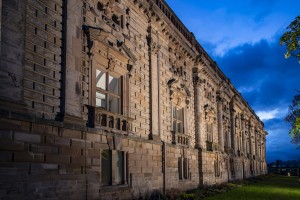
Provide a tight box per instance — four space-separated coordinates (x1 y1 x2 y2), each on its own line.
166 0 300 56
266 118 300 162
257 109 279 120
213 35 300 163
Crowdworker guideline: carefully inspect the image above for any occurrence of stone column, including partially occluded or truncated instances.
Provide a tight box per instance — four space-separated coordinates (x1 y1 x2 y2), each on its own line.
227 124 231 150
259 135 263 158
254 130 258 158
230 108 237 155
217 96 224 152
248 123 253 157
242 117 246 155
264 137 266 160
148 26 160 141
193 76 202 148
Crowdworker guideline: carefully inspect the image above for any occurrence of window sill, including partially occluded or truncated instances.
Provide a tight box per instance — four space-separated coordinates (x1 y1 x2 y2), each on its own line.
179 178 191 182
99 184 130 192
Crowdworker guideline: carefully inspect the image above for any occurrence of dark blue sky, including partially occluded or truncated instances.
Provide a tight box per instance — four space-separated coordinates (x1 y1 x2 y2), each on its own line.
165 0 300 163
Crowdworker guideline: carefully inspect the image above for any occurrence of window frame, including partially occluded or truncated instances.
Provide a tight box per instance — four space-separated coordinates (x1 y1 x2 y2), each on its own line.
100 149 127 186
206 123 213 142
94 68 123 114
172 105 185 134
178 157 189 180
214 160 221 177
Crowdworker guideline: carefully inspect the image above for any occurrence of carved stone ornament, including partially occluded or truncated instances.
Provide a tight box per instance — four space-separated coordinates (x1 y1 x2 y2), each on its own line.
195 53 210 67
216 95 224 103
107 54 116 71
204 104 215 122
193 75 203 86
150 41 161 54
167 78 191 107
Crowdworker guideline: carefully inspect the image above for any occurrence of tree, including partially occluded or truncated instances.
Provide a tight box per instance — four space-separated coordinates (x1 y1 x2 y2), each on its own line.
285 91 300 146
280 16 300 63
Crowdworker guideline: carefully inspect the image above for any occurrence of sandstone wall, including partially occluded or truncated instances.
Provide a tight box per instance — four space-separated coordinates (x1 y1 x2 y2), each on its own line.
0 0 267 199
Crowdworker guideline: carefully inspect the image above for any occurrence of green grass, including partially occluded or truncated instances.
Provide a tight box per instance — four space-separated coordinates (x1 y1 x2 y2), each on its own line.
205 175 300 200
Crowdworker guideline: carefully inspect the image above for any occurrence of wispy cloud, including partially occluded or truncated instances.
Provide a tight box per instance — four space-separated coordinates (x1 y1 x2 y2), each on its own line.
165 0 300 162
257 109 279 120
167 0 299 56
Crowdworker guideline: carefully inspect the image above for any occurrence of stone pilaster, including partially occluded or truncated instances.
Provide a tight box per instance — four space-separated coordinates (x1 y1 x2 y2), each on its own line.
254 130 258 158
61 0 84 124
217 96 224 152
193 76 202 149
248 123 253 157
148 26 161 141
242 117 246 154
230 108 237 155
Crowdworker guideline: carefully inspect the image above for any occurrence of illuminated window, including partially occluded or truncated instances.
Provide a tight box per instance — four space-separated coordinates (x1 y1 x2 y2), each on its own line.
206 123 213 142
173 106 184 133
95 69 121 114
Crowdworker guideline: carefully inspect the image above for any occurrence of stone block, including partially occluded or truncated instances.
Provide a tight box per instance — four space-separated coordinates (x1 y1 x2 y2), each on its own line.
31 144 59 154
0 140 24 151
46 135 70 146
31 123 59 136
0 130 13 141
86 149 99 157
0 151 12 162
71 139 92 148
92 158 100 166
63 129 82 139
93 142 109 150
61 146 82 156
86 133 100 142
14 151 35 162
128 166 142 174
45 154 70 164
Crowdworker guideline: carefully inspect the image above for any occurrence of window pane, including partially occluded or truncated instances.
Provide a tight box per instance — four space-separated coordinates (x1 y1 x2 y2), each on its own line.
96 69 106 90
173 120 177 132
177 122 183 133
115 151 124 184
183 158 188 179
101 150 112 185
177 108 183 121
108 95 119 113
96 92 106 108
178 157 182 180
108 75 119 95
173 107 177 119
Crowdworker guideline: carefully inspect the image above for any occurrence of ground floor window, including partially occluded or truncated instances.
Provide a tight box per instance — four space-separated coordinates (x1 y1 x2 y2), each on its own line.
214 158 221 177
101 150 126 185
178 157 189 180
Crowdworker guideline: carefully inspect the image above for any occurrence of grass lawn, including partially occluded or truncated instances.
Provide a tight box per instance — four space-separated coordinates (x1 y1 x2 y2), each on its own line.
205 175 300 200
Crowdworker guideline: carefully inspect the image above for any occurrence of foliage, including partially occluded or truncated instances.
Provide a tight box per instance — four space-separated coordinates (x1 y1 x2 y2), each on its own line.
279 16 300 63
285 91 300 146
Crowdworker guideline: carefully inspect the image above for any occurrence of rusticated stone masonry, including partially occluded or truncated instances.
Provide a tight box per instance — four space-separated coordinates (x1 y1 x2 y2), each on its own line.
0 0 267 199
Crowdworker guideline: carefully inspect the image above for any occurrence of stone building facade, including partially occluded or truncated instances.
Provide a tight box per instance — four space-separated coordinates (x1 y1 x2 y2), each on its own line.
0 0 267 199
